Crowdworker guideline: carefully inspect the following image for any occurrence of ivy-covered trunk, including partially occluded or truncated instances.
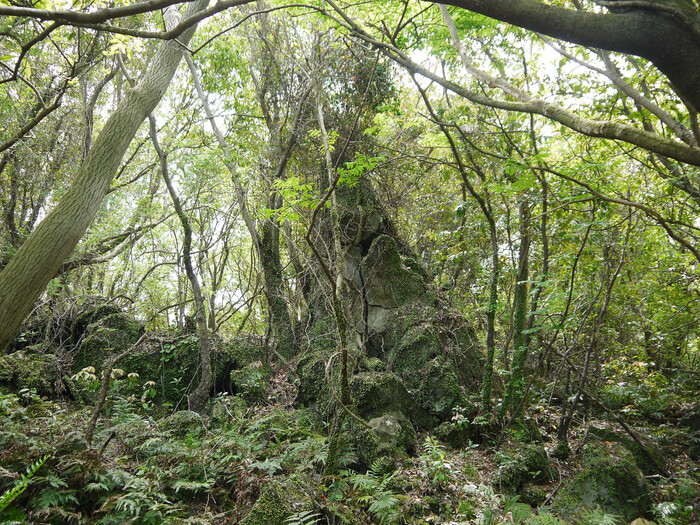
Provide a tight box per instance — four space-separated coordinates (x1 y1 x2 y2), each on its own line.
500 199 531 420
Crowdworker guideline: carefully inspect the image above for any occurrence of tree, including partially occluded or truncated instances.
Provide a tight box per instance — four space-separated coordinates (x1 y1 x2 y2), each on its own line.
435 0 700 112
0 0 209 350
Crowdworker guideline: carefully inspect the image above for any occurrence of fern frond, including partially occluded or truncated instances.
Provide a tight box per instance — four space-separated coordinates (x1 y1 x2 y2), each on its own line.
0 453 50 513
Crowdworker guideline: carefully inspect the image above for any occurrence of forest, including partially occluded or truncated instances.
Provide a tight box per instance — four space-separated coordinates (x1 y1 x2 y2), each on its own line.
0 0 699 523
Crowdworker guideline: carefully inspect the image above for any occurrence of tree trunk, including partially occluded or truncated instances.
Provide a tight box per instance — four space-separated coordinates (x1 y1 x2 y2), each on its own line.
0 0 208 351
500 199 531 420
149 117 212 413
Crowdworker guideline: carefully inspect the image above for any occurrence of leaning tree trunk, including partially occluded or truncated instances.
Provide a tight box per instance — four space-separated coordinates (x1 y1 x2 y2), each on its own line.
0 0 208 351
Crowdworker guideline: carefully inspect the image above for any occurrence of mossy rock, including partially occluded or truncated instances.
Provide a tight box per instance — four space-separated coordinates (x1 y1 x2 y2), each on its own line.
0 350 60 396
388 322 441 374
159 410 205 437
588 424 666 476
72 313 144 373
553 440 651 522
70 304 124 342
405 355 473 428
349 412 416 469
296 346 332 414
495 445 553 495
350 371 412 419
433 419 475 449
230 361 270 402
120 343 199 405
519 483 548 507
239 479 312 525
362 235 426 309
210 394 247 427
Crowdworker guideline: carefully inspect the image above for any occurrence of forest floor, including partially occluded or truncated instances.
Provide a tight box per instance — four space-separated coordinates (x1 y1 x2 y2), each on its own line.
1 358 698 525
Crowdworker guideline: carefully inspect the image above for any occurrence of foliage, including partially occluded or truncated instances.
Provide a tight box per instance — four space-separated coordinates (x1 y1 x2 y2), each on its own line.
284 510 321 525
339 459 400 525
421 435 454 487
0 453 50 515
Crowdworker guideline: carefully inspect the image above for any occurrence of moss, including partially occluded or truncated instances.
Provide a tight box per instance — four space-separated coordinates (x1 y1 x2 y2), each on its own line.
410 356 470 427
210 394 247 427
433 421 471 449
72 313 144 373
350 412 416 468
239 480 311 525
0 350 60 396
230 362 270 402
495 445 552 495
588 424 666 476
362 235 425 308
70 303 122 342
520 484 548 507
389 324 440 374
296 316 339 414
553 441 651 521
160 410 205 437
119 336 200 404
350 371 412 419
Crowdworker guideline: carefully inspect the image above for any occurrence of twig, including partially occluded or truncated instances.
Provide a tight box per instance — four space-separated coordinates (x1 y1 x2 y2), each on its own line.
85 333 147 446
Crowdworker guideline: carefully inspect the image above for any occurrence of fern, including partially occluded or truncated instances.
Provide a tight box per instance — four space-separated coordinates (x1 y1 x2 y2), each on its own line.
576 506 623 525
342 459 400 525
0 453 50 514
172 479 214 494
284 510 321 525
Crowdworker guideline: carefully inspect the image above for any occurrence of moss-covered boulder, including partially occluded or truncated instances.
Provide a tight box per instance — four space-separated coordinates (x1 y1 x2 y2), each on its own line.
230 361 270 402
553 440 651 521
239 479 313 525
70 303 123 342
0 349 60 396
363 235 426 311
349 412 416 469
495 445 553 495
298 182 483 438
159 410 205 437
350 371 412 419
72 312 144 373
588 424 666 476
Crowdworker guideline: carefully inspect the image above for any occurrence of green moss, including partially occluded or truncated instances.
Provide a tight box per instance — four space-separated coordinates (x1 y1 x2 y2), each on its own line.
495 445 552 494
160 410 205 437
588 424 666 476
121 340 199 404
409 356 469 427
362 235 425 308
72 313 144 373
0 350 59 396
350 412 415 469
71 304 122 342
239 480 311 525
389 325 440 374
553 441 651 521
297 316 339 414
230 362 270 402
350 371 412 419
